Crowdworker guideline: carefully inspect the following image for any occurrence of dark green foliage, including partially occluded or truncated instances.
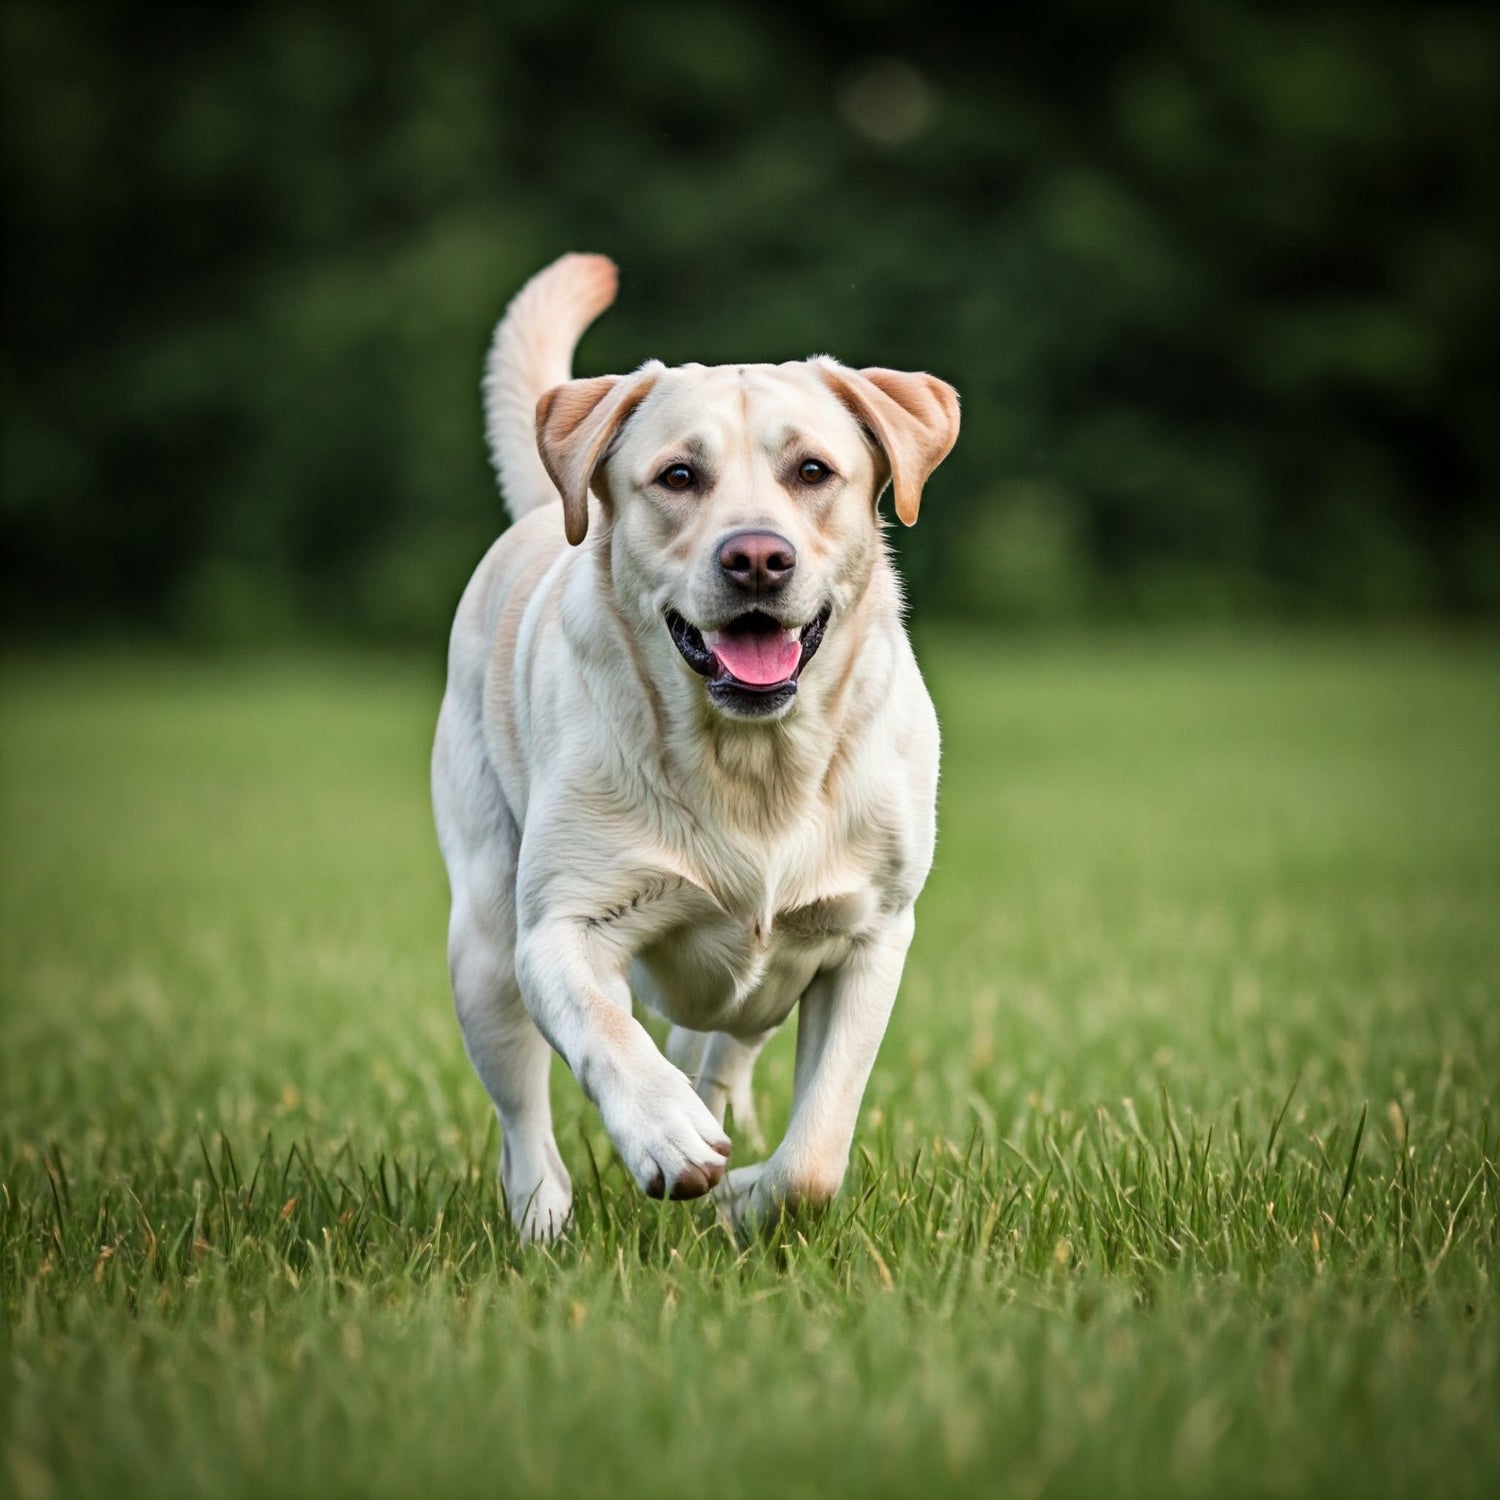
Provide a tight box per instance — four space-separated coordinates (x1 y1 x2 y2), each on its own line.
2 1 1497 640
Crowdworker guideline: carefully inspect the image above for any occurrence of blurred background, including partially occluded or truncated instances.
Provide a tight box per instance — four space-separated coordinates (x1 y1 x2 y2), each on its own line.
2 0 1496 647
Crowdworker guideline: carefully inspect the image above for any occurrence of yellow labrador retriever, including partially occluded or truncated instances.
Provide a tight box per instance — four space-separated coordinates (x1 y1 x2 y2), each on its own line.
432 254 959 1238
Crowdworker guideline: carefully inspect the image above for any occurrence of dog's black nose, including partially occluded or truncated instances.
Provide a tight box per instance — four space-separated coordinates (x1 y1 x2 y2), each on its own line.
718 530 797 592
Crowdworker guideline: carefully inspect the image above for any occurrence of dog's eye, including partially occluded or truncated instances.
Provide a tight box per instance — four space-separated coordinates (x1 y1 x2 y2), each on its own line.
798 459 830 485
659 464 695 490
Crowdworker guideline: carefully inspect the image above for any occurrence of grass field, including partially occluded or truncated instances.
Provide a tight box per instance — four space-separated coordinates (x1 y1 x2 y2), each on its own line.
2 632 1497 1499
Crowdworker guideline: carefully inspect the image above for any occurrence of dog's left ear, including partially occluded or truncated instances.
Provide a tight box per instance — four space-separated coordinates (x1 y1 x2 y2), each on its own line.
813 360 960 526
536 367 660 545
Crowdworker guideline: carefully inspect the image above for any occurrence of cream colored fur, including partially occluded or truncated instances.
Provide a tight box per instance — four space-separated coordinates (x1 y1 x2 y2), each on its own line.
433 253 959 1239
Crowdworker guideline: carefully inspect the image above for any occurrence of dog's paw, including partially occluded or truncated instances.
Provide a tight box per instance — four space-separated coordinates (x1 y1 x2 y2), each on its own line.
713 1157 842 1234
501 1138 574 1243
600 1060 732 1200
713 1161 781 1232
509 1177 574 1243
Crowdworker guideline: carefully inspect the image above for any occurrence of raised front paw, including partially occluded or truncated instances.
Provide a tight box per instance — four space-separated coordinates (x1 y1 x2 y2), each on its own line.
599 1058 733 1200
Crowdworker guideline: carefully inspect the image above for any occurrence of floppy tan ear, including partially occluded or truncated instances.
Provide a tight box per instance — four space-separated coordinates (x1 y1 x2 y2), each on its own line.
813 360 960 525
535 369 659 545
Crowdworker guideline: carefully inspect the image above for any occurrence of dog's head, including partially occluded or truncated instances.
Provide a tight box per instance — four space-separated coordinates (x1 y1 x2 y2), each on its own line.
536 358 959 721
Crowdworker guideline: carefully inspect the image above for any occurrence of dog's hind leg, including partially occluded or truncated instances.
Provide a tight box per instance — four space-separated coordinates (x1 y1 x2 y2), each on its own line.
695 1031 771 1154
665 1025 709 1078
666 1027 768 1152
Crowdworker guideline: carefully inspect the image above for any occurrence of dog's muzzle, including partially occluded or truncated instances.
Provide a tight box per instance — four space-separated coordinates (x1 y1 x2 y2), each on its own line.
666 606 832 716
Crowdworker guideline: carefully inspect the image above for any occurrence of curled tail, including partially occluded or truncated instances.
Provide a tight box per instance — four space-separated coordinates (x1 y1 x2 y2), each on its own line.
482 253 619 524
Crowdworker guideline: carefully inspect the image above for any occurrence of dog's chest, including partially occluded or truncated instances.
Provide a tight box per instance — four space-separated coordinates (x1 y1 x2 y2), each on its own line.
632 874 878 1036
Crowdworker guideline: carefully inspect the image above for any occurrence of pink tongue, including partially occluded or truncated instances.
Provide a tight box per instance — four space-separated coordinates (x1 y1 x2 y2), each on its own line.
707 626 802 686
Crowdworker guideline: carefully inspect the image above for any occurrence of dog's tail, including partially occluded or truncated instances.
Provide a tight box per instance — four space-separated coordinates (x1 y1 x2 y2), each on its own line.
482 252 619 524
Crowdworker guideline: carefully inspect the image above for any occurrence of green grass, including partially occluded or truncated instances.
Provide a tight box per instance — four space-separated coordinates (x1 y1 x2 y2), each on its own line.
2 631 1497 1500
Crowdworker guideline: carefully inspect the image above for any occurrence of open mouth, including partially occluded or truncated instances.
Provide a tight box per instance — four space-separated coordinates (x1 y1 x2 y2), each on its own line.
666 605 831 710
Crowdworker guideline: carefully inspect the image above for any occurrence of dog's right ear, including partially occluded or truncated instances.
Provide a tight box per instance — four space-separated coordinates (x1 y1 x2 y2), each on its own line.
536 368 659 545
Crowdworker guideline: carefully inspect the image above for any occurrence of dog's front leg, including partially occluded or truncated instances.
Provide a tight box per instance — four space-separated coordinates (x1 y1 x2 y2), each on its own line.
716 908 915 1229
515 919 732 1200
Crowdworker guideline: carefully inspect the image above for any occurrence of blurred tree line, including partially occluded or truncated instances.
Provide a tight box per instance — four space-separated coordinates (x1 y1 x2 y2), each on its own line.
2 0 1495 643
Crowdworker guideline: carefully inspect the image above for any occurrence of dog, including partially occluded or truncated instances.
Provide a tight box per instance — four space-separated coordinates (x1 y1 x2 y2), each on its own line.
432 253 959 1239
